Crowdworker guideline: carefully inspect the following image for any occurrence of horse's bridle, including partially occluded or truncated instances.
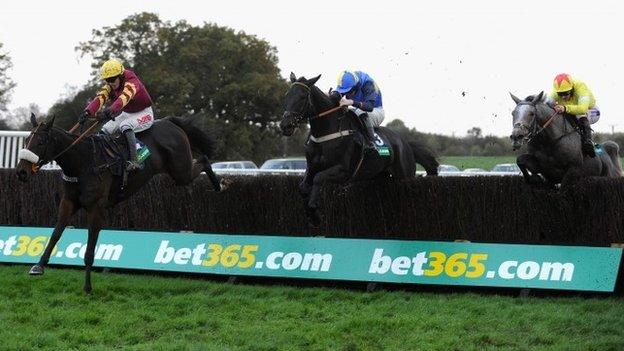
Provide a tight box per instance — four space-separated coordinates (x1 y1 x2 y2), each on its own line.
286 82 315 124
514 101 559 144
287 82 344 123
23 120 100 172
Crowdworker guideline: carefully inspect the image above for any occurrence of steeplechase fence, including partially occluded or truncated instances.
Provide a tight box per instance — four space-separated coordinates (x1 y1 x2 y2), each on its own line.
1 169 624 246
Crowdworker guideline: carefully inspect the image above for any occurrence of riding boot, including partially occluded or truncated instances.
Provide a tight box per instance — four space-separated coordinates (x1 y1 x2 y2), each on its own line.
361 113 376 154
579 117 596 157
123 129 144 171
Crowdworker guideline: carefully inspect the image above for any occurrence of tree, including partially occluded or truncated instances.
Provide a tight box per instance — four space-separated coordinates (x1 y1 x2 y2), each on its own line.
75 13 287 124
387 118 516 156
467 127 482 139
0 42 16 113
3 103 43 130
48 12 297 163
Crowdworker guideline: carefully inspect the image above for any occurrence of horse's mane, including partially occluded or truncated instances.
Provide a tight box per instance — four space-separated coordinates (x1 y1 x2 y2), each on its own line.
292 75 338 109
522 92 555 113
311 84 335 106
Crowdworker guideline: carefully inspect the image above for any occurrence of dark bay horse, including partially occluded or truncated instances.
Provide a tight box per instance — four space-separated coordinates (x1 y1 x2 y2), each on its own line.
15 114 221 293
510 92 622 187
280 73 439 226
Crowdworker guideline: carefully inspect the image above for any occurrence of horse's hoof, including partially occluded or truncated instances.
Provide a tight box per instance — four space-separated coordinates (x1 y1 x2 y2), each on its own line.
84 285 92 294
219 178 233 191
28 265 44 275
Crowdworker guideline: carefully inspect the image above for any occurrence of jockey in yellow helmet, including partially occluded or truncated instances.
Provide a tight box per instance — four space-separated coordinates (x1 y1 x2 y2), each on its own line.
80 59 155 171
550 73 599 157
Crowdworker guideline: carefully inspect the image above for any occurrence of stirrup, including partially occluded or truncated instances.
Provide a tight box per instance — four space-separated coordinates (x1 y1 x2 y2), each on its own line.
582 142 596 157
125 161 143 171
363 141 376 154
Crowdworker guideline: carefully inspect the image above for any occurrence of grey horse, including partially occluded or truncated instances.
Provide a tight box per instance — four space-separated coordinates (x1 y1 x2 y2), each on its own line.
509 91 622 187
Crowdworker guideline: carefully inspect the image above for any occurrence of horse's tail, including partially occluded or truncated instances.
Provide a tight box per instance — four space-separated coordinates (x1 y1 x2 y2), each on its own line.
602 141 623 176
167 116 216 158
408 139 439 176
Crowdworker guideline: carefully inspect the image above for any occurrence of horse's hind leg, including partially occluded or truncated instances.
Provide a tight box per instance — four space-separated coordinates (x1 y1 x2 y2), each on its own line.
191 155 221 191
29 197 78 275
409 141 439 176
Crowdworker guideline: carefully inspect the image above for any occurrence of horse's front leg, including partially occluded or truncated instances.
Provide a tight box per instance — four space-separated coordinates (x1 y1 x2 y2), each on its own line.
29 197 78 275
561 166 586 188
307 165 349 226
83 205 105 294
299 170 316 222
517 154 545 186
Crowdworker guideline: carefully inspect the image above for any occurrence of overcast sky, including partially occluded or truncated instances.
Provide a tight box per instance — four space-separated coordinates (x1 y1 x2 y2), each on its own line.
0 0 622 136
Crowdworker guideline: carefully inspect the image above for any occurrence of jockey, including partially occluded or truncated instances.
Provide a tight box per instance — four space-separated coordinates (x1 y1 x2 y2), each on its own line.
550 73 599 157
79 59 154 171
329 70 384 151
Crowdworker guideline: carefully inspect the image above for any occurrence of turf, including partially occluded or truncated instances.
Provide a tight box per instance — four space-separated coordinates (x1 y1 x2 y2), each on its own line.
437 156 624 172
439 156 517 171
0 265 622 350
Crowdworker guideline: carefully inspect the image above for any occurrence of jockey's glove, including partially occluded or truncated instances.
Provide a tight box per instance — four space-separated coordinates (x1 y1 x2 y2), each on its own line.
329 91 342 105
78 110 90 124
101 108 114 122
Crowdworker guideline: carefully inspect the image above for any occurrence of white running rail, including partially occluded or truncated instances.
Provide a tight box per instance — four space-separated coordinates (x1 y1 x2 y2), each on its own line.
0 130 59 169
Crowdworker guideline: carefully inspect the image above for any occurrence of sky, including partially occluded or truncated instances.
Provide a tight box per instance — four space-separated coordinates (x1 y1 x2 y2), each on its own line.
0 0 622 136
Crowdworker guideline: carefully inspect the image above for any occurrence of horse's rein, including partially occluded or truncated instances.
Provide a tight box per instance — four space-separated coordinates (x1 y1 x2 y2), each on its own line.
290 82 344 120
528 110 559 140
524 105 560 143
32 120 101 172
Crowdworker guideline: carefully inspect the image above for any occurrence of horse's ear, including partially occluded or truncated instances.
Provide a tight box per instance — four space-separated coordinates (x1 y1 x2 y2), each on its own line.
30 113 38 128
43 115 55 130
510 93 522 105
306 74 321 87
289 72 297 83
534 91 544 102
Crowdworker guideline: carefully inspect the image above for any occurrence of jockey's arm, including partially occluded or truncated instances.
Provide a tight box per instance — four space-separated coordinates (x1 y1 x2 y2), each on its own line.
564 83 593 115
109 81 138 114
564 95 591 115
354 81 377 112
329 90 342 105
85 85 112 115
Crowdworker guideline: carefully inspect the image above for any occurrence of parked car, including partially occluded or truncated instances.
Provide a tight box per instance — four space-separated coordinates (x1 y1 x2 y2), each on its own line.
260 158 307 171
491 163 521 174
463 168 487 173
438 164 461 173
211 161 258 170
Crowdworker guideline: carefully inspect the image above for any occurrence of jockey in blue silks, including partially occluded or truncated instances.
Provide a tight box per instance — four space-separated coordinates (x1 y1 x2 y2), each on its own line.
329 70 385 150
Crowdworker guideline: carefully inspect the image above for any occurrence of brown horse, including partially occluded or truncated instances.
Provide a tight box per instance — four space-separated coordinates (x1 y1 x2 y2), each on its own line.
15 114 221 293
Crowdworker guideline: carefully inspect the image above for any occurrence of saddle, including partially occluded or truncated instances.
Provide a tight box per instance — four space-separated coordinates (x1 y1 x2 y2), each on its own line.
345 110 391 157
345 110 370 147
91 133 131 176
563 115 582 135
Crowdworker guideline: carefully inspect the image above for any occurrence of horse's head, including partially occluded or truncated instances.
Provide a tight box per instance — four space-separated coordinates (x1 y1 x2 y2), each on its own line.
280 72 321 136
15 113 56 182
509 91 550 150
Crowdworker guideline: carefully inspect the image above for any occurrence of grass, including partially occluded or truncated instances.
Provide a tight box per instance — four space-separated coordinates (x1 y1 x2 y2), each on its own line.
436 156 624 171
0 265 623 350
439 156 517 171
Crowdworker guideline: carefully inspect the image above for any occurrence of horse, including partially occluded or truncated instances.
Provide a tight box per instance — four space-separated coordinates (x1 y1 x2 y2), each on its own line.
15 113 221 293
509 91 622 187
280 73 439 226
